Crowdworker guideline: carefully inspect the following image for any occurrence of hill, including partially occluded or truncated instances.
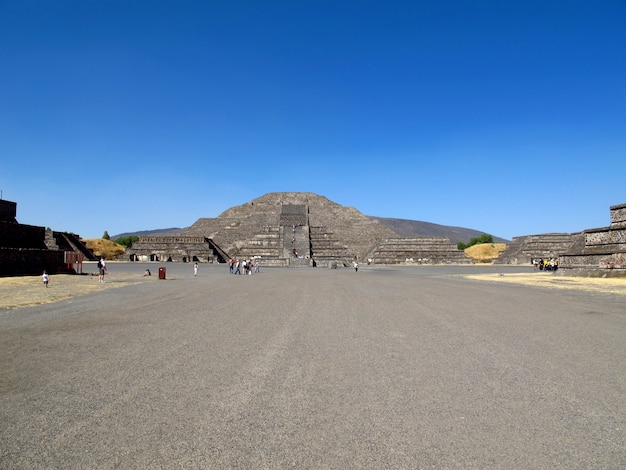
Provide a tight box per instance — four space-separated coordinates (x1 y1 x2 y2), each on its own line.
464 243 508 263
82 238 126 260
370 217 509 244
112 227 182 239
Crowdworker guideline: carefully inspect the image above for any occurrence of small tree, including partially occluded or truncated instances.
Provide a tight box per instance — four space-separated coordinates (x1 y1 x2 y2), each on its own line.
114 235 139 249
102 231 110 240
458 234 493 250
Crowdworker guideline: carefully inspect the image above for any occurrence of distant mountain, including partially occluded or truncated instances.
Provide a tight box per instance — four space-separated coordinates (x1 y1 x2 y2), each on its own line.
370 217 510 245
112 228 182 239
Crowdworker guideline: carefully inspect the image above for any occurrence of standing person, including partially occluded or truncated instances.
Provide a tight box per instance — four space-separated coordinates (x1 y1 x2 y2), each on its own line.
354 261 359 272
98 258 107 283
194 262 199 277
42 270 49 288
234 260 241 275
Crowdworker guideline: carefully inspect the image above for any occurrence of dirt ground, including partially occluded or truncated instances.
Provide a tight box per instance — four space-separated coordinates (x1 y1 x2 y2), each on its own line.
1 264 624 468
0 271 156 310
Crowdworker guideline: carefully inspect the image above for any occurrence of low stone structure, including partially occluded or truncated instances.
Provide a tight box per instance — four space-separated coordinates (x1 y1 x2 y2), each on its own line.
368 237 470 264
558 203 626 277
497 233 584 265
0 199 95 276
124 236 227 263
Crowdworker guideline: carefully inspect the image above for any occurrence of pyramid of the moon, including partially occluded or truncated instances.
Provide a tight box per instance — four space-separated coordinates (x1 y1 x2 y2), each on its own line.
182 192 399 266
125 192 471 266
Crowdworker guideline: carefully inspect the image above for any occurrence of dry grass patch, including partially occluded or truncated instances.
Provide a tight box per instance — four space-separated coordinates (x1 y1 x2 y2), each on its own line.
82 238 125 260
0 271 155 310
464 272 626 296
465 243 507 263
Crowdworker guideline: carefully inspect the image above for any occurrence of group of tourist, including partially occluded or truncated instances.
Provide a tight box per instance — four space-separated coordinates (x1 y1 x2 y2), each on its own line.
228 259 259 275
533 258 558 271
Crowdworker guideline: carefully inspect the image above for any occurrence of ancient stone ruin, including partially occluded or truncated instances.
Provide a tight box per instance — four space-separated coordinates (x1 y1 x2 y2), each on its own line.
125 236 227 264
0 199 95 276
6 192 624 274
497 233 584 265
368 238 470 264
126 192 470 267
495 202 626 277
558 203 626 277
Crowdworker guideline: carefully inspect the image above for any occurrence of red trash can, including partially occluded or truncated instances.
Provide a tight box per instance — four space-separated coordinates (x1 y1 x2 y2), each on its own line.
158 267 166 279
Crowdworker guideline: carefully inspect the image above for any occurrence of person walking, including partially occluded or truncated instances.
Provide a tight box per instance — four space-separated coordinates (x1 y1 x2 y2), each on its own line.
194 262 199 277
353 261 359 272
42 270 49 288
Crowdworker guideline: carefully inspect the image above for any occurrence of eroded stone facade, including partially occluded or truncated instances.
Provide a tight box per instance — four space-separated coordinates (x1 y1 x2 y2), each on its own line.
134 192 469 267
124 236 226 263
558 203 626 276
497 233 583 265
0 200 94 276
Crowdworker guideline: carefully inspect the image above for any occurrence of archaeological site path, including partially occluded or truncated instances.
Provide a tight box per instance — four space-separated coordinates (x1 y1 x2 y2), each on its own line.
1 264 624 468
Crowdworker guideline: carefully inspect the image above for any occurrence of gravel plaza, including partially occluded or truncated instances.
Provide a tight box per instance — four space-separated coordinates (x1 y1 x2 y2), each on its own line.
1 263 624 468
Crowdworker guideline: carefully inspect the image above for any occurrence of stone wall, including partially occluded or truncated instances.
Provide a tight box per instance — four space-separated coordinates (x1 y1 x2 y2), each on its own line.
584 227 626 247
0 248 68 276
0 220 92 276
497 233 583 265
52 232 97 261
558 202 626 277
0 200 17 223
0 221 47 250
610 203 626 228
309 226 351 267
280 204 308 227
0 217 77 276
369 238 471 264
124 236 225 263
138 236 207 244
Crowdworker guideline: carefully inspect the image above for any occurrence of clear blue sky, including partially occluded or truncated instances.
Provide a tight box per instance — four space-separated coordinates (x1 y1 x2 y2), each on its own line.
1 1 625 240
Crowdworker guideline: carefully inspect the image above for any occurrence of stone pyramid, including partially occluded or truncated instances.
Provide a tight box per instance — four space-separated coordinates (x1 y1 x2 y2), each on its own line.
183 192 398 265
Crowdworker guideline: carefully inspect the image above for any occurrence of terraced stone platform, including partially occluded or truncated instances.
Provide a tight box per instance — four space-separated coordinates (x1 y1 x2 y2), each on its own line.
368 237 470 264
497 233 583 265
559 202 626 277
124 236 226 263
